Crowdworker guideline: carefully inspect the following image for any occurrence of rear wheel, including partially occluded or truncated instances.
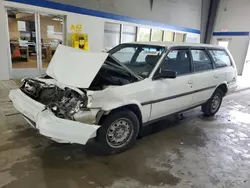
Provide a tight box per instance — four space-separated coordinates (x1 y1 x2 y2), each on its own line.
96 110 139 155
202 88 223 116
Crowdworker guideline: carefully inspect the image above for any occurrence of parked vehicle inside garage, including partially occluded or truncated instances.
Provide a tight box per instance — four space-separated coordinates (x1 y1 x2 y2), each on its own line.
9 42 238 154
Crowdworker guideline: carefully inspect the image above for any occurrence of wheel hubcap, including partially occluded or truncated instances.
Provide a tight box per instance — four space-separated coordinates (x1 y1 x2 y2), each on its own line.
211 94 221 112
106 118 133 148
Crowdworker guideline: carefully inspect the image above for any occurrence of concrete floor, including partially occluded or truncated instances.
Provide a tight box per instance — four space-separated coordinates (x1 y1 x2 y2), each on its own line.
1 80 250 188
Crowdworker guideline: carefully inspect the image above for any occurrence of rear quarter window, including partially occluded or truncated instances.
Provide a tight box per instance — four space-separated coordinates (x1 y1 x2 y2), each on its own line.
208 50 232 68
190 49 213 72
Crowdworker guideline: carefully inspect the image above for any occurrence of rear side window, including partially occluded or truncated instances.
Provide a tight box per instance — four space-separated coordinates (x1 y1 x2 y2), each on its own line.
208 50 232 68
191 49 213 72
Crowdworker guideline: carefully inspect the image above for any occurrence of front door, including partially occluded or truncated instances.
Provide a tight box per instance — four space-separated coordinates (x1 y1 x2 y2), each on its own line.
149 48 195 121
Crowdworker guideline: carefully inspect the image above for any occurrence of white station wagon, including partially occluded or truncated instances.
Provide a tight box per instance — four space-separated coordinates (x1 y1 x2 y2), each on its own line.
9 42 238 154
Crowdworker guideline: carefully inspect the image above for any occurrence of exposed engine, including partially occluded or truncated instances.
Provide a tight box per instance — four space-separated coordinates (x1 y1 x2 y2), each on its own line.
21 78 64 105
20 60 138 122
47 88 88 120
21 78 89 121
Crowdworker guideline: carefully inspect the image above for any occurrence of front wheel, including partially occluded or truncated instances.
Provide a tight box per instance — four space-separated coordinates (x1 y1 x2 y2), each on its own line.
96 110 139 155
202 88 223 117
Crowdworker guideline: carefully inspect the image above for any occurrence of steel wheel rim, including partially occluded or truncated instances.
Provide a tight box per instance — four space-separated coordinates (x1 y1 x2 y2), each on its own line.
106 118 133 148
211 94 221 112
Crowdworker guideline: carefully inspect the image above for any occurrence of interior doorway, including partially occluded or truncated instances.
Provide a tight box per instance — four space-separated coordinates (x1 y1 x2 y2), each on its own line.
6 8 65 78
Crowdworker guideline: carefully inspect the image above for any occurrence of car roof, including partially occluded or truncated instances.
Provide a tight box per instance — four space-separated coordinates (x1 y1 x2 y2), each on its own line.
125 41 225 49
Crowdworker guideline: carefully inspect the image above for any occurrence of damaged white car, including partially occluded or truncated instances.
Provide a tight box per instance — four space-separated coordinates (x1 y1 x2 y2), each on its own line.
9 43 238 154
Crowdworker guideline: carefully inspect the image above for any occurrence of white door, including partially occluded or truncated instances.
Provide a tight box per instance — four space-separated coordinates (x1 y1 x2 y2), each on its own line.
149 48 195 121
208 49 237 87
190 49 222 105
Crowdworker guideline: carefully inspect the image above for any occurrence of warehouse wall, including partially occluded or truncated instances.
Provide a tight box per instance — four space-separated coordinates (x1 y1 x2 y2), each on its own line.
3 0 201 79
4 0 201 53
212 0 250 75
50 0 202 30
214 0 250 31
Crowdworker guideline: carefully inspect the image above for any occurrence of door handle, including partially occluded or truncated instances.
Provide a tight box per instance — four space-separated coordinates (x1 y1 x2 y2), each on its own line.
188 80 193 84
214 75 218 79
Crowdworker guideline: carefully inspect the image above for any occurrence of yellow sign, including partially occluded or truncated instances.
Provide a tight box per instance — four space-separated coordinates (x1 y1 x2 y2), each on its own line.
71 24 82 32
70 24 89 50
76 24 82 32
74 41 79 49
70 24 75 31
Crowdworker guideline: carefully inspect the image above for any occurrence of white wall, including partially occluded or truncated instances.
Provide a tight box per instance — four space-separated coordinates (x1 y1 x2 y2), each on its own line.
66 13 104 52
212 0 250 75
4 1 200 51
0 0 10 80
50 0 202 30
214 0 250 31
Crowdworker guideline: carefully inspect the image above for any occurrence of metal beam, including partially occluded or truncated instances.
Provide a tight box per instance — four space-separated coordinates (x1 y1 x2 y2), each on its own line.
150 0 154 11
202 0 221 44
200 0 211 43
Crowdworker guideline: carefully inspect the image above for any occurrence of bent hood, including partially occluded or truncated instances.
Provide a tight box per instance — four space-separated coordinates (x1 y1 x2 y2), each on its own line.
46 45 109 88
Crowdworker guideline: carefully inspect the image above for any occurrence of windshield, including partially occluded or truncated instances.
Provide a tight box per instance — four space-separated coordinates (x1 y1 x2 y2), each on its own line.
109 44 166 78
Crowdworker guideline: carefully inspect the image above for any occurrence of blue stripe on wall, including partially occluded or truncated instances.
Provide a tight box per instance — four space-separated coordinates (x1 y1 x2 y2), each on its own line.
7 0 200 34
213 32 250 36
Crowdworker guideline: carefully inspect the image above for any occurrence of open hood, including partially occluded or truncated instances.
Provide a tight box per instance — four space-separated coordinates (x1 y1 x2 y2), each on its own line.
46 45 109 88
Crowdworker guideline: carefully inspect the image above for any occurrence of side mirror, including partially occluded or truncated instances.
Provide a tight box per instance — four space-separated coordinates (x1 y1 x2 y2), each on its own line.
153 69 177 80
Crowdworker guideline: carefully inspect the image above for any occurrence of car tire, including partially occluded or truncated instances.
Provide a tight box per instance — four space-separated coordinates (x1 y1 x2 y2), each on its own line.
96 110 140 155
202 88 223 117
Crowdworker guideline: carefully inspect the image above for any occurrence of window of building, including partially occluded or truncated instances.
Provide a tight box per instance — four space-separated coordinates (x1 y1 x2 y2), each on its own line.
151 29 163 41
191 49 213 72
104 22 121 51
163 31 174 42
162 49 191 76
208 50 231 68
122 25 136 43
138 27 150 41
175 32 186 42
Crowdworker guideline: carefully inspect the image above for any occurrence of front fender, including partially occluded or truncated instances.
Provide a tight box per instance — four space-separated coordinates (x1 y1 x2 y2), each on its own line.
87 88 151 123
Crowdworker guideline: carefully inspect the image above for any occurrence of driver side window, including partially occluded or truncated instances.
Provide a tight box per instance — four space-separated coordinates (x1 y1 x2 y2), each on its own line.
161 49 192 76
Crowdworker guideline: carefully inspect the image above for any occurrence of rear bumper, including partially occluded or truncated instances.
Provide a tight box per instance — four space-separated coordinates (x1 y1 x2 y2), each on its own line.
9 89 100 145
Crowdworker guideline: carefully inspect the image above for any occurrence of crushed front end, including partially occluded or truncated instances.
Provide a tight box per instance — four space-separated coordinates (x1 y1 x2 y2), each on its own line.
9 77 100 145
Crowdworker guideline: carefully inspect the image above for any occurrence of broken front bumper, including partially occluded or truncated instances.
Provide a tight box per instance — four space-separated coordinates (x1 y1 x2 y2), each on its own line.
9 89 100 145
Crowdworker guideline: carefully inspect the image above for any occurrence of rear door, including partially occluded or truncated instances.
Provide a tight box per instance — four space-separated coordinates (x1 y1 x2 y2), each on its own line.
190 48 218 105
207 49 237 87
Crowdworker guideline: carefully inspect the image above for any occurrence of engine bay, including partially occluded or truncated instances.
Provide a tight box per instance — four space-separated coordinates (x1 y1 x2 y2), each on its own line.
21 78 88 121
20 66 137 122
19 53 140 123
